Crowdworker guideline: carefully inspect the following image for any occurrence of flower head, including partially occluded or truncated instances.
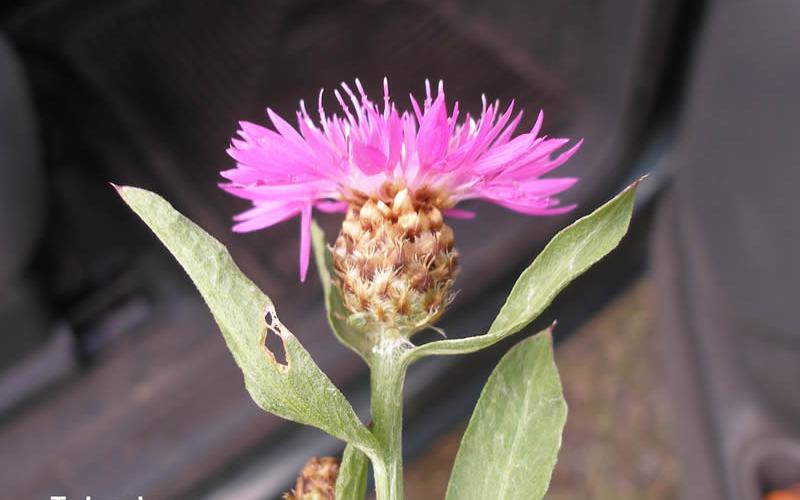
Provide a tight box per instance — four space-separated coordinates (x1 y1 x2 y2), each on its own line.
283 456 339 500
222 79 580 335
222 78 581 280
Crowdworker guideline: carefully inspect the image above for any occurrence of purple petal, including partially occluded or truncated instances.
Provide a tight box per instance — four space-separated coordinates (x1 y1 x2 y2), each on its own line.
445 208 477 219
315 200 348 213
416 93 450 167
351 141 388 175
220 79 583 283
231 202 302 232
268 108 310 150
496 200 578 215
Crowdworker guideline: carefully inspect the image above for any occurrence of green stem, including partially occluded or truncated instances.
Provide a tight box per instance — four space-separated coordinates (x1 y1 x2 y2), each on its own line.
370 338 410 500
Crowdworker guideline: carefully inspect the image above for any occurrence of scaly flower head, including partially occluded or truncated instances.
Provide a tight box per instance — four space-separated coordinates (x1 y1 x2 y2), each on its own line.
221 79 581 335
283 456 339 500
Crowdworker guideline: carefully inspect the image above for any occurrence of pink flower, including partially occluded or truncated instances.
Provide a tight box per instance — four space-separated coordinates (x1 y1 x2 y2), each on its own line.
221 79 581 281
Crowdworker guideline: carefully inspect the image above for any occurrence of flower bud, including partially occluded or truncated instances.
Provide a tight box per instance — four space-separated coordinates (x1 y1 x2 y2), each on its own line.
283 456 339 500
333 183 458 336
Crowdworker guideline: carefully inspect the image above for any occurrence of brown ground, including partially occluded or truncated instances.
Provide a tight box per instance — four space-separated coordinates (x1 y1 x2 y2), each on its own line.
401 280 680 500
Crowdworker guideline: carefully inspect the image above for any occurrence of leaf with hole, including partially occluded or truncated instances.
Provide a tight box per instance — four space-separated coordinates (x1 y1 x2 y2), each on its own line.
407 179 641 361
446 328 567 500
117 186 376 453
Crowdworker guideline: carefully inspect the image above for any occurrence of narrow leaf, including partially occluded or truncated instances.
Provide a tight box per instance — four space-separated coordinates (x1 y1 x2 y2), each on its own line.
445 328 567 500
311 220 373 361
117 186 375 453
335 443 369 500
408 179 641 361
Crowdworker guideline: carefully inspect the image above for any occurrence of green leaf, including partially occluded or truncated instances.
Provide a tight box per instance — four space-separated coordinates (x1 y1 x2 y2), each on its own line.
335 443 369 500
117 186 376 454
445 328 567 500
310 220 373 361
407 179 641 361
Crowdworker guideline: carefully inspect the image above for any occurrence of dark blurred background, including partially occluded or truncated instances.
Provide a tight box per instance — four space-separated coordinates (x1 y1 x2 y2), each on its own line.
0 0 797 498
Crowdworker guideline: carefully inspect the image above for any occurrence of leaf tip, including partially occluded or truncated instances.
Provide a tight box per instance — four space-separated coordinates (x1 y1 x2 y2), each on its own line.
110 182 132 199
629 174 649 190
111 183 143 203
111 183 140 208
543 320 557 345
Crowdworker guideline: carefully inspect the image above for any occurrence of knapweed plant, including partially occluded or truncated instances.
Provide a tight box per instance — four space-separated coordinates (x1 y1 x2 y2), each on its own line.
117 79 640 500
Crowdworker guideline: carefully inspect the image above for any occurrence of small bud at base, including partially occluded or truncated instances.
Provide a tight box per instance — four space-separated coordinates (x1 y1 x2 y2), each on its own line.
283 456 339 500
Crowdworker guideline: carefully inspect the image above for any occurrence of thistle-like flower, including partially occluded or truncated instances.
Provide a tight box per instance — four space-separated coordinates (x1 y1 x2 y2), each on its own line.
221 79 580 336
282 456 339 500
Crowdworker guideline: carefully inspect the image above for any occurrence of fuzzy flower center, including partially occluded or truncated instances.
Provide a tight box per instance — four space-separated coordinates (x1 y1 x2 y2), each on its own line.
332 181 458 336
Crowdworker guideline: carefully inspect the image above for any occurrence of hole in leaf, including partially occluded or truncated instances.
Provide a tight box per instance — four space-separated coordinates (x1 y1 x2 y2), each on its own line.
264 327 288 367
262 307 289 371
